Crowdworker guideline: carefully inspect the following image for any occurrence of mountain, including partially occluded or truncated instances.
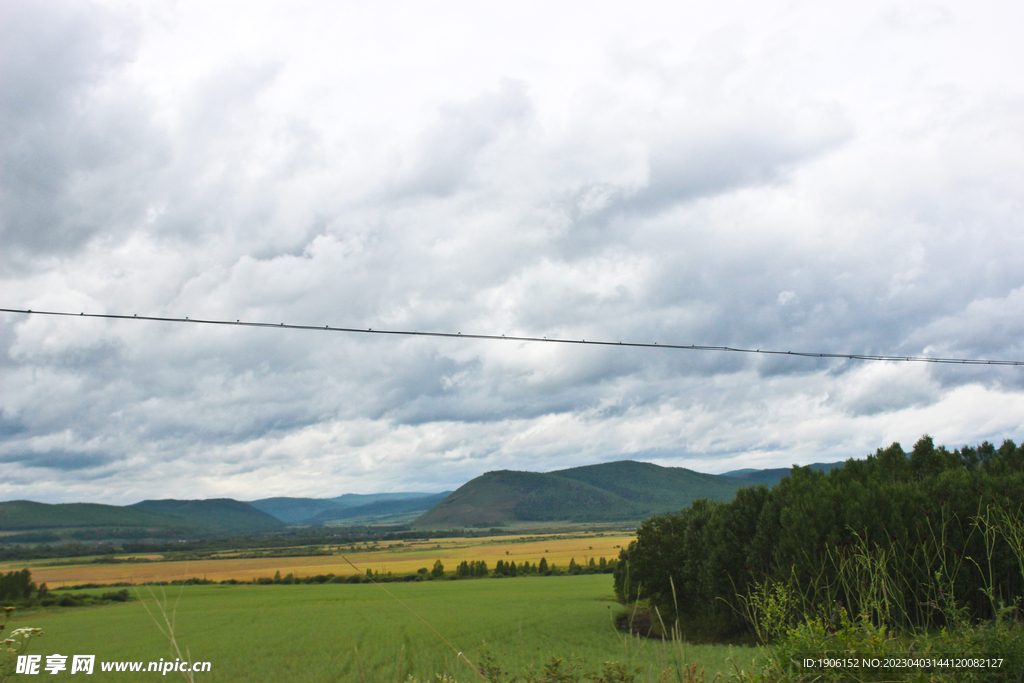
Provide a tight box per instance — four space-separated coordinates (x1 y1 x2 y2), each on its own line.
411 470 623 528
245 497 343 524
311 491 453 524
329 492 439 507
1 462 848 539
412 460 768 529
247 492 443 524
0 498 281 541
129 499 285 534
556 460 745 511
719 467 792 486
0 500 203 533
721 461 844 485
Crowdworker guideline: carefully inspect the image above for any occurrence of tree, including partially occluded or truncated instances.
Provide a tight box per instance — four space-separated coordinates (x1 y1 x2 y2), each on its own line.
431 560 445 579
622 435 1024 635
0 569 36 602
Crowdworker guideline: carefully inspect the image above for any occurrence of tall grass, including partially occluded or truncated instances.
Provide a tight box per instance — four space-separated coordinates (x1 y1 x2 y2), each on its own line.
731 504 1024 682
135 584 196 683
0 607 43 683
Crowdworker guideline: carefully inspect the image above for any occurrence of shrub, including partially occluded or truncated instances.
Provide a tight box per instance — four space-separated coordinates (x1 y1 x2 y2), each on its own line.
101 589 131 602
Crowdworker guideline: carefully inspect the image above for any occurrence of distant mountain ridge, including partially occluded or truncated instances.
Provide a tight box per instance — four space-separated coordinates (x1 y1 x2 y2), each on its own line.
1 461 845 539
247 492 447 524
130 499 284 534
0 498 284 541
412 460 844 528
720 462 843 485
311 491 453 524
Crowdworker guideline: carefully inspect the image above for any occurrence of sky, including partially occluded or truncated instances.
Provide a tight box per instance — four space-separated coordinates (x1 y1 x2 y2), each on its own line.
2 0 1024 505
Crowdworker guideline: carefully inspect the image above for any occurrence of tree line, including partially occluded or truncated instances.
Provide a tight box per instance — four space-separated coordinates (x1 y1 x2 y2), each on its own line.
454 556 616 578
614 436 1024 640
0 569 132 608
179 556 620 586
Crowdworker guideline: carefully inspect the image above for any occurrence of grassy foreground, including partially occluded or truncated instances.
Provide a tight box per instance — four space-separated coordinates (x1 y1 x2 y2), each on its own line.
6 575 757 682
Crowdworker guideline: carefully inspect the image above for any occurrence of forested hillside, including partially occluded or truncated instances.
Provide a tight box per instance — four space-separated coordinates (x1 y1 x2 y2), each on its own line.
130 499 285 533
0 498 285 541
413 460 784 528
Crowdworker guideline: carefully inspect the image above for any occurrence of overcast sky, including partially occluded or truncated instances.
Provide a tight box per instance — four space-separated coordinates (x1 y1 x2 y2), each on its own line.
2 0 1023 504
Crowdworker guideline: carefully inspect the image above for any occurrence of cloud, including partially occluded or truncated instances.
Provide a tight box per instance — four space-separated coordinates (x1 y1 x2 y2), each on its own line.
0 0 157 262
1 449 114 471
387 79 533 198
1 0 1024 503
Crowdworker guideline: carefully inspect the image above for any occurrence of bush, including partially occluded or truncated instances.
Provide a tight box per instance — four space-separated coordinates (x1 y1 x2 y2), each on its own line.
101 589 131 602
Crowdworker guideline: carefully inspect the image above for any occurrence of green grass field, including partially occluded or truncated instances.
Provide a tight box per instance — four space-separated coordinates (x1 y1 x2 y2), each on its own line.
7 575 758 681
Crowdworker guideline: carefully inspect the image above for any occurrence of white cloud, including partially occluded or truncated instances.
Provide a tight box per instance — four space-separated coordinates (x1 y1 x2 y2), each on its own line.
2 0 1024 502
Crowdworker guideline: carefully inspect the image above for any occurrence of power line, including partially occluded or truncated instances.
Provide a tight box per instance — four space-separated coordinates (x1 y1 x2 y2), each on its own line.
2 306 1021 366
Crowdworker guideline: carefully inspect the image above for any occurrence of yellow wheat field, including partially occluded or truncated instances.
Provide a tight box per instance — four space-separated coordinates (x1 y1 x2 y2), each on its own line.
6 532 635 586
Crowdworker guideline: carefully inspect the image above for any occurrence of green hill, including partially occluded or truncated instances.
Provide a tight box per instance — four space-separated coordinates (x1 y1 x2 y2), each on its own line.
129 499 285 534
0 498 285 541
0 500 197 532
411 470 621 528
555 461 746 512
413 460 770 529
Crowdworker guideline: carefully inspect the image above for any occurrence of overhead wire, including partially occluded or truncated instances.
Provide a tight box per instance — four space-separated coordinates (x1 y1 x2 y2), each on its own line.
1 307 1021 366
